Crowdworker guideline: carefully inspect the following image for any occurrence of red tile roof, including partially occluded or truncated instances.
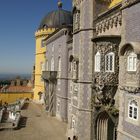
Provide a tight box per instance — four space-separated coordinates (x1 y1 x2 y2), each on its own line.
0 86 33 93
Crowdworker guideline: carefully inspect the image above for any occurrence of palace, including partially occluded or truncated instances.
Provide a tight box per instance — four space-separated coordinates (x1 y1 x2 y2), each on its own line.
34 0 140 140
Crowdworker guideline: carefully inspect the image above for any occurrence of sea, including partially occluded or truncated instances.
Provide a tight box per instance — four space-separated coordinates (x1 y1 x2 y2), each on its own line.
0 73 31 80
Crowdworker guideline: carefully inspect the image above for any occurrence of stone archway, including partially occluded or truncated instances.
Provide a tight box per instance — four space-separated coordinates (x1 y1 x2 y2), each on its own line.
96 111 116 140
38 92 43 100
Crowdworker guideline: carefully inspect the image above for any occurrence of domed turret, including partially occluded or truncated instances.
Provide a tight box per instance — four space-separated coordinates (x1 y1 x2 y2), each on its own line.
38 1 72 29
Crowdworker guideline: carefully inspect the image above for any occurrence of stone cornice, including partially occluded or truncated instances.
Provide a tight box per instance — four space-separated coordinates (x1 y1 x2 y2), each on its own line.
119 86 140 93
122 0 140 9
73 28 94 35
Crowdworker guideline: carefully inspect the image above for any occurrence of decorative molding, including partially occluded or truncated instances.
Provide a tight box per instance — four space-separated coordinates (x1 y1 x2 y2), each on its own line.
122 0 140 9
96 12 122 35
119 86 140 93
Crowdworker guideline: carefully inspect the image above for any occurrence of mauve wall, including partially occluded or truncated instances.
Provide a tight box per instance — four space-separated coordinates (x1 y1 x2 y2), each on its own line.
46 29 70 121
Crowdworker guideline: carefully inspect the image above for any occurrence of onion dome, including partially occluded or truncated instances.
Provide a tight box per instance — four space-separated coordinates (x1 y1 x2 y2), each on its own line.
38 1 72 29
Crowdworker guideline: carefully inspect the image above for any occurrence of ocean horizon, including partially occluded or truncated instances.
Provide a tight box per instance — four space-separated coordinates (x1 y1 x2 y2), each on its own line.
0 73 31 80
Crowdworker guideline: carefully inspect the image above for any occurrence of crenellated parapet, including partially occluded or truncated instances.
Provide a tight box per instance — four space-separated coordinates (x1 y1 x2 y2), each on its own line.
35 28 56 38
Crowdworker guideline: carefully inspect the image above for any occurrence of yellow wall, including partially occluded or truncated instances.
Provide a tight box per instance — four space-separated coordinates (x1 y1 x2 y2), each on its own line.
34 28 55 101
109 0 122 8
0 92 33 104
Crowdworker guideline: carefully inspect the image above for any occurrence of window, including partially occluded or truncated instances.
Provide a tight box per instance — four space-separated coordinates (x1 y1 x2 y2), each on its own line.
58 57 61 77
128 100 138 120
52 44 54 52
51 57 54 71
73 61 79 79
46 61 48 71
73 61 77 71
105 52 115 72
127 52 137 71
75 12 79 23
95 52 101 72
41 40 45 48
69 61 73 72
57 100 60 113
40 62 45 72
71 116 76 129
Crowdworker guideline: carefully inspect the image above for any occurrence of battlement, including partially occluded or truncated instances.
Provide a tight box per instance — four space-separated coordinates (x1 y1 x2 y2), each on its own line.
35 28 56 37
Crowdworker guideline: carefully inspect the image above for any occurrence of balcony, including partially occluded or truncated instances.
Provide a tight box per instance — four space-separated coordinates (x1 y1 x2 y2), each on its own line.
42 71 57 82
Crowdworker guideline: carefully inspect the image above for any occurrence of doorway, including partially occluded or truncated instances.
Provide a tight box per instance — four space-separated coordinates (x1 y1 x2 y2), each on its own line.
96 111 116 140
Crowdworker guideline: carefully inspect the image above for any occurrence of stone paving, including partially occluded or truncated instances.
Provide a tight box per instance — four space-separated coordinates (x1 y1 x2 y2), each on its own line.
0 102 67 140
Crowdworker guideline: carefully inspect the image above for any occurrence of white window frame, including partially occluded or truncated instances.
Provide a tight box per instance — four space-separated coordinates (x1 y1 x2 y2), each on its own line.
105 52 115 72
127 52 137 72
128 100 138 121
95 52 101 72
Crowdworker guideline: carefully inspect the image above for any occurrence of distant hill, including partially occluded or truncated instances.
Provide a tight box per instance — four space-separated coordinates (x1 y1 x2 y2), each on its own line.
0 74 31 80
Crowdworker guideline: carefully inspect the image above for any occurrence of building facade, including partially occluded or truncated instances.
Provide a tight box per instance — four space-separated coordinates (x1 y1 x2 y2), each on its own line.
35 0 140 140
34 1 72 103
118 1 140 140
43 28 72 121
67 0 94 139
34 28 55 103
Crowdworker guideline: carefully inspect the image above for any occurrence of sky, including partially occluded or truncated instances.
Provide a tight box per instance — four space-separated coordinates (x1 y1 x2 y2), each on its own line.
0 0 72 75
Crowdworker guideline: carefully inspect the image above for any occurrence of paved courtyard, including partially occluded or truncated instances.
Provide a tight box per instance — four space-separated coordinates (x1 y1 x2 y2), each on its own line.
0 102 67 140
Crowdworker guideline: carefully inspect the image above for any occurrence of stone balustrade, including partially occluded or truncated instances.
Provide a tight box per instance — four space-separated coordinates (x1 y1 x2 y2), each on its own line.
0 98 27 129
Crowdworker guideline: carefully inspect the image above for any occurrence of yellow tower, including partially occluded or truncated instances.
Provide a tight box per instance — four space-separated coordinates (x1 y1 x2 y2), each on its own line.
109 0 122 8
34 28 55 102
34 1 72 102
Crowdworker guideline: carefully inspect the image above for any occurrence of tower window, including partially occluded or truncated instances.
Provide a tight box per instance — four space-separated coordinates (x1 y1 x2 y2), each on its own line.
127 52 137 71
95 52 101 72
40 62 45 72
57 57 61 77
51 57 54 71
128 100 138 120
105 52 115 72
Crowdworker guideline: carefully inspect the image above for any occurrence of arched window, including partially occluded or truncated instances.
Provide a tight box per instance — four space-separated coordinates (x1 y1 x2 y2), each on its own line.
51 57 54 71
40 62 45 72
105 52 115 72
46 60 48 71
128 100 138 120
58 57 61 77
95 52 101 72
127 52 137 71
57 99 60 113
71 117 75 129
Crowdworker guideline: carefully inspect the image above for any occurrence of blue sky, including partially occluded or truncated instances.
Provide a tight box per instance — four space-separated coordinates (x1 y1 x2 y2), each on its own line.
0 0 72 75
